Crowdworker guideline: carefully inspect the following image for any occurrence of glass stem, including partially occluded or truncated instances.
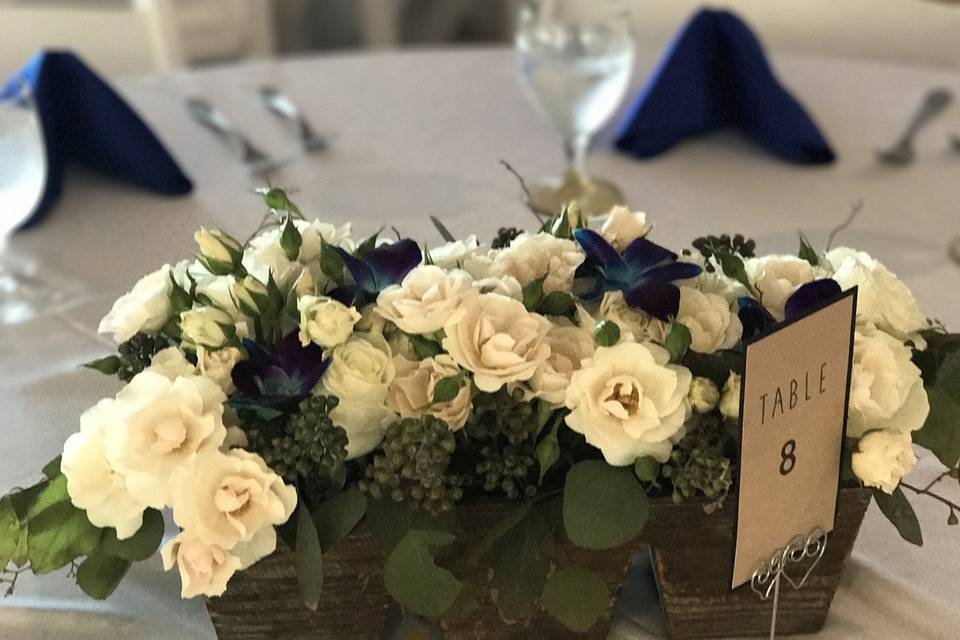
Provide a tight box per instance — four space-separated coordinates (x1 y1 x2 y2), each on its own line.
564 133 590 182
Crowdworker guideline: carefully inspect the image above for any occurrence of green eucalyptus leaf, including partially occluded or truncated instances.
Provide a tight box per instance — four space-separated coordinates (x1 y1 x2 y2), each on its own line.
411 334 443 360
536 422 561 484
0 496 23 568
538 291 576 316
429 216 456 243
9 482 47 521
464 502 531 569
715 252 754 294
522 277 545 312
76 552 131 599
432 375 462 404
541 566 610 632
913 351 960 467
798 232 820 266
633 457 660 483
563 461 650 550
384 529 461 618
873 487 922 546
295 506 324 611
42 456 62 480
366 497 456 552
28 501 102 574
83 356 121 376
664 322 692 364
27 474 70 520
491 507 553 620
99 509 164 562
312 487 367 551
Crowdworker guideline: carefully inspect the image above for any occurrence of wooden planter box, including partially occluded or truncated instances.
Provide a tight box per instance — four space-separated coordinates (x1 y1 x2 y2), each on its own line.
205 488 871 640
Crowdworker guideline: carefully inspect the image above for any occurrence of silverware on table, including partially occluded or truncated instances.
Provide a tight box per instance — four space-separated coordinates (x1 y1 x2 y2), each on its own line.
876 88 953 166
259 86 329 153
186 97 281 177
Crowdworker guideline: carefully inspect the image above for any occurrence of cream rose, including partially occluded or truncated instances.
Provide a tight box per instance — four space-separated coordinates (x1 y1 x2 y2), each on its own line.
298 295 361 348
321 333 396 458
565 342 692 465
599 291 667 343
442 293 552 393
852 429 917 494
180 307 236 350
243 220 353 292
491 232 585 294
426 235 482 270
149 347 196 380
161 532 242 598
689 376 720 414
677 286 742 354
386 354 472 430
848 330 929 438
530 324 595 405
106 371 227 508
376 266 476 335
98 264 175 343
745 255 819 321
170 449 296 550
719 371 741 420
599 206 649 251
197 346 243 394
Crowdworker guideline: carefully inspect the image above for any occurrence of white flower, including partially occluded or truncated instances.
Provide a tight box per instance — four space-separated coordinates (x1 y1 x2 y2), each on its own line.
719 371 741 420
745 255 819 321
376 266 476 335
321 333 396 458
442 293 552 392
197 346 243 394
243 220 353 291
386 354 472 430
852 429 917 494
599 206 649 251
161 532 242 598
61 401 146 539
848 330 929 438
599 291 667 343
530 324 595 405
426 235 482 270
565 342 692 465
491 232 585 294
106 371 227 508
676 286 742 354
298 295 361 348
689 376 720 414
148 347 196 380
170 449 296 550
678 254 749 304
473 275 524 301
98 264 175 342
195 227 243 274
180 307 235 350
826 248 927 346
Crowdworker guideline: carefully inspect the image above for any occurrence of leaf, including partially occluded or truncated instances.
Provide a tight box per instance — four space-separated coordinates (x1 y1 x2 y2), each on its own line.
538 291 576 316
432 375 462 404
0 496 23 568
522 276 545 312
714 252 753 294
355 229 382 258
280 215 302 261
914 352 960 467
365 497 456 552
411 334 443 360
664 322 692 363
541 566 610 632
319 241 346 285
873 488 922 546
463 502 531 569
83 355 121 376
295 506 324 611
312 487 367 551
429 216 456 242
27 474 70 520
42 456 62 480
76 552 131 599
797 232 820 266
99 509 164 562
9 482 47 521
384 529 461 618
28 501 102 574
633 456 660 483
536 422 561 484
491 506 554 619
563 460 650 550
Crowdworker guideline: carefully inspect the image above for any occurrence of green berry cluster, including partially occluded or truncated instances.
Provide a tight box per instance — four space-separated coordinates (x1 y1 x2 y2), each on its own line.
117 333 174 382
691 234 757 272
358 416 463 515
259 396 348 487
662 414 733 511
464 389 539 500
476 441 538 500
464 388 537 445
491 226 523 250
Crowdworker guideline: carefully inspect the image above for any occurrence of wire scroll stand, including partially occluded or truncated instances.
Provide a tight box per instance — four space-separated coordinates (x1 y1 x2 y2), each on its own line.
749 528 828 640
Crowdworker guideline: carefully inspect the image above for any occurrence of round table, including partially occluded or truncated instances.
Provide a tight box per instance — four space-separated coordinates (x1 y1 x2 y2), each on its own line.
2 48 959 640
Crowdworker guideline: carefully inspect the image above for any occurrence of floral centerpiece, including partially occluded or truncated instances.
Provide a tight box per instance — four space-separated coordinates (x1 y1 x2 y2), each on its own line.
2 190 958 637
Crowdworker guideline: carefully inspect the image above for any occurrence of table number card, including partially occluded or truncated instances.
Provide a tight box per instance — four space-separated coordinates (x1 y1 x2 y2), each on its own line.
731 289 857 589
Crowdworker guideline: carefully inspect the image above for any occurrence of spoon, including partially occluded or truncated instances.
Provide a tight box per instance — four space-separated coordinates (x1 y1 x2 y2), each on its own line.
876 88 953 166
259 86 329 153
186 97 281 177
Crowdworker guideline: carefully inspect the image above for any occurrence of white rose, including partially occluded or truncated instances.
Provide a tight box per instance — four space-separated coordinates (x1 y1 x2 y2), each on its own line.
386 354 472 430
376 266 476 335
442 293 552 392
689 376 720 414
61 401 147 539
161 531 241 598
745 255 819 321
677 286 742 354
170 449 296 550
852 429 917 494
243 220 353 292
298 295 361 348
426 235 482 270
848 330 929 438
321 333 397 458
106 371 227 508
599 206 649 251
180 307 235 350
473 275 524 301
530 324 595 405
565 342 692 465
678 254 749 304
492 232 585 294
298 220 354 264
599 291 667 343
148 347 196 380
826 248 927 346
719 371 741 420
197 346 243 394
98 264 175 343
460 249 499 280
195 227 243 272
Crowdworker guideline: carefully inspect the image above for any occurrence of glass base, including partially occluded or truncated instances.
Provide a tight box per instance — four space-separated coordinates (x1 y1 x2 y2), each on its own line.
527 170 625 219
0 251 92 324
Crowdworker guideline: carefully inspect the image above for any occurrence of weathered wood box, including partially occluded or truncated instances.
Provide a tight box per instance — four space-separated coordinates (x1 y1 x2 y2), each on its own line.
205 488 871 640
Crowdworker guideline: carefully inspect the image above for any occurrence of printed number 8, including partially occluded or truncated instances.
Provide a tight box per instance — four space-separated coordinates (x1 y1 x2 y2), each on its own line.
780 439 796 475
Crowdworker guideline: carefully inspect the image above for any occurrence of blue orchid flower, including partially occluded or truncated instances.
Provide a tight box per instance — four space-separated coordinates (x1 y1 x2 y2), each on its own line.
333 239 421 297
573 229 702 320
738 278 842 340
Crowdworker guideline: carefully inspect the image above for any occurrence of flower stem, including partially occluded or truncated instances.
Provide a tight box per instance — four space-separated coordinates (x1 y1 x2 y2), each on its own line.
900 479 960 512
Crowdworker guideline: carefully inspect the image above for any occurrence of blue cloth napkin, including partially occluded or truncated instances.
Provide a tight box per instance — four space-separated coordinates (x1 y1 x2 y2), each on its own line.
615 9 835 164
1 50 192 229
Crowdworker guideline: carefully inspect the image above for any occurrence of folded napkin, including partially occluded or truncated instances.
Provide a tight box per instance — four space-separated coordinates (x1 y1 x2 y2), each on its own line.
615 9 835 164
1 50 192 229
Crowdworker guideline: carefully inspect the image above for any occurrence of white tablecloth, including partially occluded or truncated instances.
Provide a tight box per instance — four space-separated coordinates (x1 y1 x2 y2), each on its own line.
2 48 959 639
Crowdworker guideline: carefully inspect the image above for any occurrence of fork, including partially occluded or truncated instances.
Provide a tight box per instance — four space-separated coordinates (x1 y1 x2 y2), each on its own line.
186 97 281 177
259 86 330 153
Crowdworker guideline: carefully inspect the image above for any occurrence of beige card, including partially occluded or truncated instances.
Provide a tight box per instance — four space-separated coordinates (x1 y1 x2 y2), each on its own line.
731 289 857 589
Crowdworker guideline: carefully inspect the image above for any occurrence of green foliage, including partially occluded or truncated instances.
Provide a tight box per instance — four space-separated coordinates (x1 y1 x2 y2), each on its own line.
429 216 456 243
0 496 24 569
873 488 923 546
355 229 382 258
28 501 102 574
411 334 443 360
914 350 960 467
99 509 165 562
798 232 820 266
663 414 734 510
384 530 461 618
563 461 650 550
432 374 465 404
633 456 660 483
522 276 546 312
312 487 367 551
465 389 541 500
295 505 324 611
319 240 346 286
491 227 523 250
114 333 174 382
538 291 576 317
280 214 302 261
592 320 620 347
664 322 692 363
83 355 121 376
541 566 610 632
365 497 457 552
260 187 303 218
714 251 754 295
691 234 757 266
490 506 554 619
76 552 131 599
536 421 561 484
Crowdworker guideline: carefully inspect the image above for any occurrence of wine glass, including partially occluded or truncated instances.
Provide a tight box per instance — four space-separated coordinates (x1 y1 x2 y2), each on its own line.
515 0 635 218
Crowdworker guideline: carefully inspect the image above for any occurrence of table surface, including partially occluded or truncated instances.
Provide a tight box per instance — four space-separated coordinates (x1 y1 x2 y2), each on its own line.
2 47 959 639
